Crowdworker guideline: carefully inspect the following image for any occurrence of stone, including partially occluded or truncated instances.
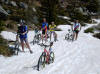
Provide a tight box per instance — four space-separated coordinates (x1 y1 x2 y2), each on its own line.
10 1 17 7
20 2 28 9
0 5 9 15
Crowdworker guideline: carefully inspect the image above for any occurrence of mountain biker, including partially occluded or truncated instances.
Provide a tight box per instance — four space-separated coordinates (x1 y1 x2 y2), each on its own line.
41 18 48 43
72 20 81 40
49 21 57 41
17 20 33 53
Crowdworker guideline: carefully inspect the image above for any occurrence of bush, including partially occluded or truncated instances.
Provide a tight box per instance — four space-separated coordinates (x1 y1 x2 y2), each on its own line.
93 33 100 39
0 27 5 33
55 28 62 31
84 28 94 33
0 36 14 56
0 21 5 32
80 21 87 26
70 10 91 23
0 45 14 57
6 24 14 29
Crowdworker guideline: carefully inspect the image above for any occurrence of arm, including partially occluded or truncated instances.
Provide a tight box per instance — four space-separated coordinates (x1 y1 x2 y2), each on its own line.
22 26 28 35
79 24 82 31
71 24 74 31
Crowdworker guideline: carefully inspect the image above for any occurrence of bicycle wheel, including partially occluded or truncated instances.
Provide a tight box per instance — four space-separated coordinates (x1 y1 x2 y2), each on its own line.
65 34 68 40
37 52 46 71
33 36 36 45
70 34 74 41
49 51 55 63
14 41 19 55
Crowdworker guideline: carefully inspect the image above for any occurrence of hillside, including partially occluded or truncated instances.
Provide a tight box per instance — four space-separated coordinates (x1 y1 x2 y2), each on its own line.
0 19 100 74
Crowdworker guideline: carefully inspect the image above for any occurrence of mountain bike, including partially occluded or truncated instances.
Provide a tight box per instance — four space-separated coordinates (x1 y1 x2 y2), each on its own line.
14 33 20 55
37 42 54 71
33 32 41 45
65 29 74 41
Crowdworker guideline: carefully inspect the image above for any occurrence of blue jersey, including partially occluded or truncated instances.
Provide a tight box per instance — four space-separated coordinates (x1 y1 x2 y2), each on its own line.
18 25 27 39
42 22 48 30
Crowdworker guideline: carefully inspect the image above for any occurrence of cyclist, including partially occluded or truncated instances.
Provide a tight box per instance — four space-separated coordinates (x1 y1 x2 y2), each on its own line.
72 20 81 40
49 21 57 41
41 18 48 43
17 20 33 53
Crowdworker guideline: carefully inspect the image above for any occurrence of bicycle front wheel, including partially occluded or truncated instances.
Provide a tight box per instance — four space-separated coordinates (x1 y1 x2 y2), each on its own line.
37 52 46 71
50 51 55 63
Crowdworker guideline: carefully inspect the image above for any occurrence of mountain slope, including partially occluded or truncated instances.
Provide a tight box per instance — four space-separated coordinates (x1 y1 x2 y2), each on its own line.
0 19 100 74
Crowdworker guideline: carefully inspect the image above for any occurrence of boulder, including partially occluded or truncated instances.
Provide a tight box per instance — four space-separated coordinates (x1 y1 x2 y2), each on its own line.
1 0 9 4
0 5 9 15
10 1 17 7
20 2 28 9
32 8 36 12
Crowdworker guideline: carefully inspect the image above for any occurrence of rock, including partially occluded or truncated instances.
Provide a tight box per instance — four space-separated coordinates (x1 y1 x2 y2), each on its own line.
10 1 17 7
20 2 28 9
32 8 36 12
6 10 11 14
0 5 9 15
1 0 10 5
33 16 38 24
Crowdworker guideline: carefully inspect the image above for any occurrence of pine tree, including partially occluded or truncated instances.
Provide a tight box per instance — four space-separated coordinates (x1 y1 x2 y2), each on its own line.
37 0 59 24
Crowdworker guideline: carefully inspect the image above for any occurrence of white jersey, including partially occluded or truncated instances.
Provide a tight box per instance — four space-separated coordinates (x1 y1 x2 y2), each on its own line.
72 23 81 31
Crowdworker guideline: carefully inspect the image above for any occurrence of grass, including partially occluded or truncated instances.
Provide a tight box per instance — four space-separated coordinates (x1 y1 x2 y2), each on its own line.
0 35 14 57
84 28 94 33
93 33 100 39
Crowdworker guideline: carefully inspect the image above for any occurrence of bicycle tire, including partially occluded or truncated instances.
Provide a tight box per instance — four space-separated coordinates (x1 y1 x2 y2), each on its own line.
65 34 69 40
14 41 19 55
33 36 36 45
37 52 46 71
49 51 55 63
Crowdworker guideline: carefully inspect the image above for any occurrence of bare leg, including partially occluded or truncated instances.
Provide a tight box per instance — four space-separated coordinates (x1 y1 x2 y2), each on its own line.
21 41 24 52
41 34 43 43
53 32 57 41
73 32 75 41
55 32 57 40
25 41 33 53
25 42 31 50
45 32 47 43
76 33 78 40
50 32 52 41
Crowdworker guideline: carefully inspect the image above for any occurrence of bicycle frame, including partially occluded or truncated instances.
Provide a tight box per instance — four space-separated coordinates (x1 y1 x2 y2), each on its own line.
44 48 50 63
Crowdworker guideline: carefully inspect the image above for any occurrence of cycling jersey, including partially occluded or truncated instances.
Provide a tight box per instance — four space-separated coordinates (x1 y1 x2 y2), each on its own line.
42 22 48 30
73 23 81 31
42 22 48 34
49 25 56 31
18 25 27 39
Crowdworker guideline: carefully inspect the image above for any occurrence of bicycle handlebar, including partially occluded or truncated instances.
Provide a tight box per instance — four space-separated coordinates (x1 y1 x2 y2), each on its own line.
42 45 50 48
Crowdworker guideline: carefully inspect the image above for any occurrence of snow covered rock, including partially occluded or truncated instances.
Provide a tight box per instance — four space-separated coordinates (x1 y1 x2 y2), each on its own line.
20 2 28 9
0 5 9 15
10 1 17 7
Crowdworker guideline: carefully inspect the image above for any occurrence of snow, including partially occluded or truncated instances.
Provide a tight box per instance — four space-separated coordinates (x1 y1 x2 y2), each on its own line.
58 16 70 20
0 19 100 74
